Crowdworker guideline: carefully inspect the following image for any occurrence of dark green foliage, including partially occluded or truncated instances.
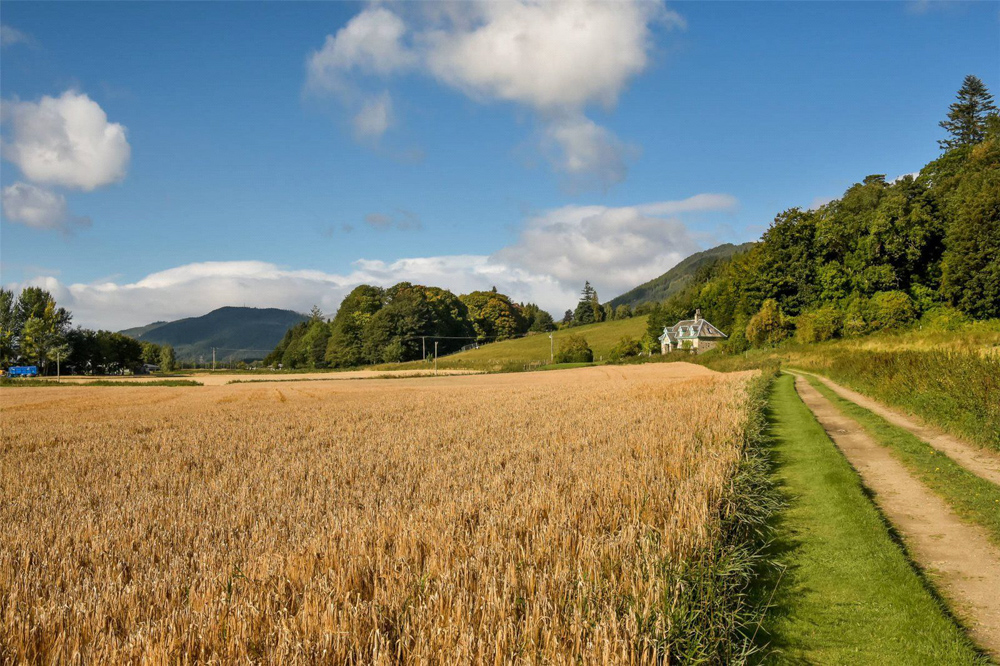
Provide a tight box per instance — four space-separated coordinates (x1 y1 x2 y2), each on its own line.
1 287 72 373
571 281 603 326
324 285 384 367
628 78 999 350
554 334 593 363
939 75 997 150
940 119 1000 319
65 328 145 374
269 282 490 368
522 303 556 332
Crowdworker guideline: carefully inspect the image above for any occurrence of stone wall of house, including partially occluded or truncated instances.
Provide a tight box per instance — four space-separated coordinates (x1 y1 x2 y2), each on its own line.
696 340 719 355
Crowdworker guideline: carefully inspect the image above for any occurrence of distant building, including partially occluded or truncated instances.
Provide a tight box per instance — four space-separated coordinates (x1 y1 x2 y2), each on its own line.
658 309 727 354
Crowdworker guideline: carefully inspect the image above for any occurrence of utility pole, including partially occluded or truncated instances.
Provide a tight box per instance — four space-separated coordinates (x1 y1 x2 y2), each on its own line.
212 348 216 371
56 350 60 382
422 336 426 362
434 341 438 376
549 333 554 363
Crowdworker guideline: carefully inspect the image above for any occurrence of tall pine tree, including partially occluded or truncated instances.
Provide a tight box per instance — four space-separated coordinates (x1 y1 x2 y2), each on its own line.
939 75 997 150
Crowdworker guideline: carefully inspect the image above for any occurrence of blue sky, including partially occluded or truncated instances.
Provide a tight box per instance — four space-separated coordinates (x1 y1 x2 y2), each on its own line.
1 1 997 329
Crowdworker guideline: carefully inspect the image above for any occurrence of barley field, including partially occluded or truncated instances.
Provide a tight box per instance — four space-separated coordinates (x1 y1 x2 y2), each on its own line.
0 364 765 664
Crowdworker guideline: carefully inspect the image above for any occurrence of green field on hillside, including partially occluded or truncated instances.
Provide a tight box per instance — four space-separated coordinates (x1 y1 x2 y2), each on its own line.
384 316 650 371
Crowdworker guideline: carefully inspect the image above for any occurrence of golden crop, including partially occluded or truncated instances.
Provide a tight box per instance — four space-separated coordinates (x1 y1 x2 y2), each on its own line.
1 364 757 664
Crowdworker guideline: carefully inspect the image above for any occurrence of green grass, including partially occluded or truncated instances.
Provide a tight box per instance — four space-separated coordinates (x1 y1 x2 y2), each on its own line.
386 316 650 371
0 378 201 387
803 374 1000 547
756 374 984 664
682 324 1000 452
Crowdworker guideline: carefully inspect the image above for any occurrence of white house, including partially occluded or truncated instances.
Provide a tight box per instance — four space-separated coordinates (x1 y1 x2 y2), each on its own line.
658 309 727 354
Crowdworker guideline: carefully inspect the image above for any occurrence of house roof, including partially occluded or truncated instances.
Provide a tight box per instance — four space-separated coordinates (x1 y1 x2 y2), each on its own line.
659 317 728 342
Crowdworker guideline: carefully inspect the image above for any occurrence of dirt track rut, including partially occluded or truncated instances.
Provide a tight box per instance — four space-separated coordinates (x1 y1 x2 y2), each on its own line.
793 369 1000 486
793 375 1000 659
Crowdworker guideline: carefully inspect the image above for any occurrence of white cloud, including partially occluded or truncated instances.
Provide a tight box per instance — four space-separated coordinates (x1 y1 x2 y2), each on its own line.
7 257 573 331
1 182 91 233
543 115 636 189
8 193 736 329
422 1 663 111
353 91 393 138
495 194 736 295
1 24 35 48
1 90 131 191
306 1 681 186
307 7 416 91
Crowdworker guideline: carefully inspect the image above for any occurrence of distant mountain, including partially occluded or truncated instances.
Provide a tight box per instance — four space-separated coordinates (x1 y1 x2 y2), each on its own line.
608 242 756 309
120 321 168 339
121 306 308 361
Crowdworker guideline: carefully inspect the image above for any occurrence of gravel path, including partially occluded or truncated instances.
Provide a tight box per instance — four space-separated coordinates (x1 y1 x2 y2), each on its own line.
794 374 1000 658
793 369 1000 486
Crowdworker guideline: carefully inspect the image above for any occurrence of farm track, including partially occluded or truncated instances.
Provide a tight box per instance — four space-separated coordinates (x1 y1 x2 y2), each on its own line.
792 375 1000 658
792 368 1000 485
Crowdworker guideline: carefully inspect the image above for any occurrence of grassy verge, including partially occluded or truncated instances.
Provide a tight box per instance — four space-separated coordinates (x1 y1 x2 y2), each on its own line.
0 378 201 387
803 374 1000 547
791 349 999 451
656 368 780 663
755 374 985 664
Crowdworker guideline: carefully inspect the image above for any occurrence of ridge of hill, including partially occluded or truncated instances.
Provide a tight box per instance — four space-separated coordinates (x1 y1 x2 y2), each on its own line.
121 306 308 361
608 242 756 309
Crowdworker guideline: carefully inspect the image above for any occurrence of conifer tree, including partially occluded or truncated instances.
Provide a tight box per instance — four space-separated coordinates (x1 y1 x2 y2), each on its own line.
939 75 997 150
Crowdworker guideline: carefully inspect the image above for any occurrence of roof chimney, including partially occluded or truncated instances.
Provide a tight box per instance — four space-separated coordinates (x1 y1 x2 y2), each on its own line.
695 308 701 322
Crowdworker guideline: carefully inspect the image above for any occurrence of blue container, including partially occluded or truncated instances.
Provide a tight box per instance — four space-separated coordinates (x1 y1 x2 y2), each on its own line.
8 366 39 378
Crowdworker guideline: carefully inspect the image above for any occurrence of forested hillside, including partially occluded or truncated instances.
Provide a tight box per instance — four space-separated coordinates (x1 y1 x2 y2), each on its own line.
643 75 999 350
608 242 755 309
124 307 307 360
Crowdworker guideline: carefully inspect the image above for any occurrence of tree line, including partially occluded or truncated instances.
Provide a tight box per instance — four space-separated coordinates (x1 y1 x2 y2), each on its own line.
265 283 556 369
1 287 176 375
642 75 999 351
560 281 639 327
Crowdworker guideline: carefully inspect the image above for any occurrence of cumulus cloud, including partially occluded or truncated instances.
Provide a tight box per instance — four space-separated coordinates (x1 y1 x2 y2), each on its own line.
9 192 736 329
1 24 35 48
307 7 416 90
1 90 131 191
495 194 736 295
306 1 681 185
1 182 91 233
421 1 666 110
8 257 574 331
